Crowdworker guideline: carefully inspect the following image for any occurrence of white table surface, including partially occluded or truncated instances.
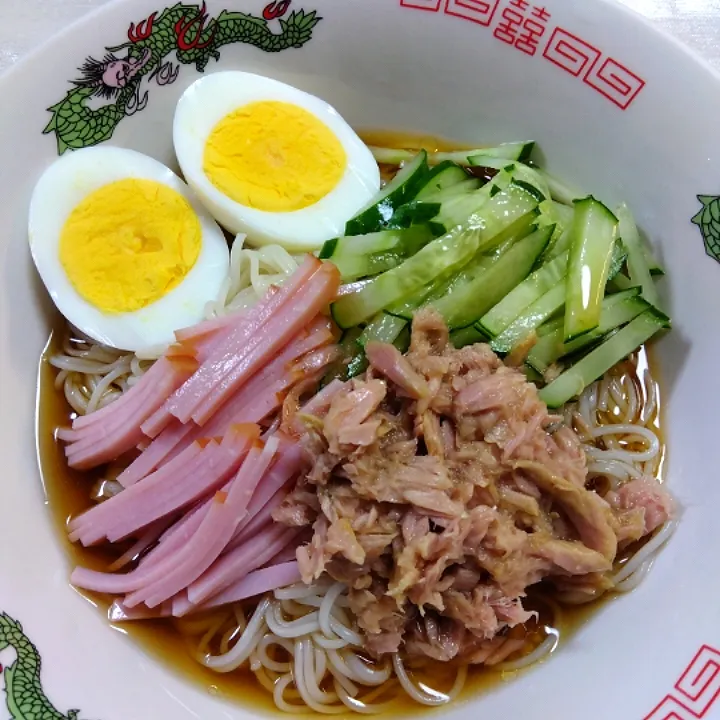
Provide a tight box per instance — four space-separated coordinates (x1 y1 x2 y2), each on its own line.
0 0 718 74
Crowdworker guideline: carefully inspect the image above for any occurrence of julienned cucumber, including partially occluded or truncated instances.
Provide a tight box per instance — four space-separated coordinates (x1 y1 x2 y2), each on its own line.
490 282 566 354
438 181 542 238
479 251 568 337
432 141 535 166
321 226 436 281
331 227 481 329
415 162 469 200
358 313 408 348
429 225 554 329
615 203 661 309
367 142 534 167
527 288 646 373
346 151 429 236
538 309 669 407
564 197 619 342
420 178 481 203
450 324 489 348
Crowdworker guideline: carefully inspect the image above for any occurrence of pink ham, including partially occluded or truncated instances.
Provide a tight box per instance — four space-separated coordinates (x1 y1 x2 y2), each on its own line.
157 256 321 429
60 356 198 470
137 491 222 570
70 425 259 546
224 489 285 556
69 354 187 431
188 263 340 426
68 439 206 544
117 419 197 488
107 517 175 572
185 562 301 614
120 321 332 488
123 438 281 608
187 524 300 606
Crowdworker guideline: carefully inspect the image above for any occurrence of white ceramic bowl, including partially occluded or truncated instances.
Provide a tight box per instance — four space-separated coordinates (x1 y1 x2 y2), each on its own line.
1 1 719 719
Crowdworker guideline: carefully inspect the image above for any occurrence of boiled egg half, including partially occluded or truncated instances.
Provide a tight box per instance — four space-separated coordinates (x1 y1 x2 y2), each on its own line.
28 147 229 352
173 71 380 251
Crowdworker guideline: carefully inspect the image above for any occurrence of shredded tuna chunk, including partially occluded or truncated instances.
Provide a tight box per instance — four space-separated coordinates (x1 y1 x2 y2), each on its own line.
278 309 674 663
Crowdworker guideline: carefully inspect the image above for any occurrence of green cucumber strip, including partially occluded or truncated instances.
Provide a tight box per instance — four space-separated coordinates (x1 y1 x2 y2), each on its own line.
385 201 441 229
468 160 551 204
346 151 428 236
393 325 412 353
346 350 369 379
607 239 628 282
538 169 583 205
331 227 481 329
615 203 661 309
358 313 408 348
321 327 363 385
319 238 338 260
490 283 566 354
527 288 646 373
539 310 669 408
429 225 553 329
324 226 436 281
331 252 403 282
440 181 541 244
416 162 469 200
432 141 535 166
385 281 441 320
564 196 619 342
433 166 516 231
480 251 568 337
539 202 574 262
420 178 482 203
607 271 635 292
451 324 489 348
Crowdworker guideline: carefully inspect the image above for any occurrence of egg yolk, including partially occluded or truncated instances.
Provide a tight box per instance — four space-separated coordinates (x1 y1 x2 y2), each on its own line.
203 100 347 213
59 179 202 314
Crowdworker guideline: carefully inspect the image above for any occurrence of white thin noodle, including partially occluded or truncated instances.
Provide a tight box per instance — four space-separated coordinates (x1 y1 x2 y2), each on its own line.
47 237 301 417
182 580 469 714
565 359 674 593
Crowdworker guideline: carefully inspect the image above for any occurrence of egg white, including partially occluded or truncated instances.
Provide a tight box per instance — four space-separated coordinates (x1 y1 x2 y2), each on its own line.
173 71 381 252
28 146 229 353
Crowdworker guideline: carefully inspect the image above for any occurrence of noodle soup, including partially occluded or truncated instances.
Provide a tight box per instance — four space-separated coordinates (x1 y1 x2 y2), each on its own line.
34 124 674 715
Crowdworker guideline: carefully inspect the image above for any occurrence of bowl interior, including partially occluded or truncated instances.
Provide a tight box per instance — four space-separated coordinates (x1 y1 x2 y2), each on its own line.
1 1 720 718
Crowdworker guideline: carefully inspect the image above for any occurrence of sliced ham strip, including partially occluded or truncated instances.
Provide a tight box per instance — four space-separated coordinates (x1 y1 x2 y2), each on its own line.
185 562 301 614
137 490 222 570
67 439 207 544
189 263 340 426
117 419 197 488
105 427 256 543
120 322 332 487
187 524 300 606
68 353 190 431
124 438 281 608
106 517 175 572
166 256 322 425
224 492 283 556
70 425 259 546
61 356 198 470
